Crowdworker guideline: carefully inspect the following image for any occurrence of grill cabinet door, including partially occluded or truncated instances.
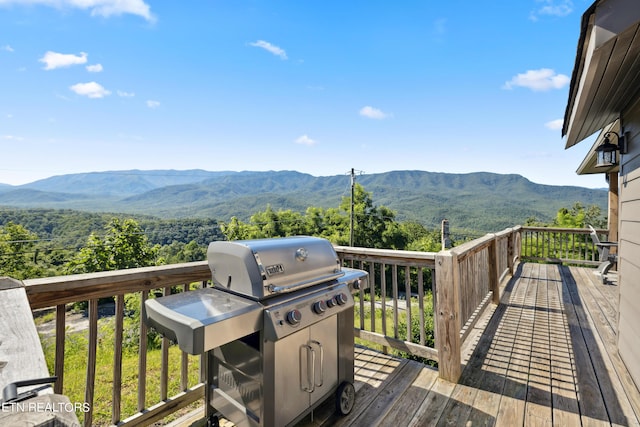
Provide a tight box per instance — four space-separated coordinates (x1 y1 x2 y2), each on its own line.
273 315 338 426
308 316 338 407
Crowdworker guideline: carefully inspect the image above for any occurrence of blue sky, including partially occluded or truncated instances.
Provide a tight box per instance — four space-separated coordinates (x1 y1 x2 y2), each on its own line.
0 0 604 188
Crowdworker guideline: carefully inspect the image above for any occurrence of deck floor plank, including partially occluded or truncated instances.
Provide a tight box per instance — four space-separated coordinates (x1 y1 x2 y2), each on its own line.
548 265 581 427
351 360 425 426
323 352 407 427
567 267 640 427
524 263 555 427
377 363 439 426
494 262 534 427
560 266 615 426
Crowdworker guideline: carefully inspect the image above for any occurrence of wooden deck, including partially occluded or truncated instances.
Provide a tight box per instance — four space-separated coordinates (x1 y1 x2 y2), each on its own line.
294 263 640 427
176 263 640 427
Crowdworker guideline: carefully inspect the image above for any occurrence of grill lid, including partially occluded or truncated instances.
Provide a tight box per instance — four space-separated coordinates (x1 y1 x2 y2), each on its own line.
207 236 343 299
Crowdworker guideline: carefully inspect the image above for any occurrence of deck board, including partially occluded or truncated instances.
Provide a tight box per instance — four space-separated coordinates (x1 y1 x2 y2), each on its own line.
174 264 640 427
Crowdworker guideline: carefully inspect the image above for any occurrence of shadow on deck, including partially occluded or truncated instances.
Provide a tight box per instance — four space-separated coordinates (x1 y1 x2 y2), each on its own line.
176 263 640 427
295 263 640 427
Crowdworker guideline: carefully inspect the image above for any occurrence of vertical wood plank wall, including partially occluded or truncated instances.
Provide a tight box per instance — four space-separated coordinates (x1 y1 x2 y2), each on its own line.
619 97 640 388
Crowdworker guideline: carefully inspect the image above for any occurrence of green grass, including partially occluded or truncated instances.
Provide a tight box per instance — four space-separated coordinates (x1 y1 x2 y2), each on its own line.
33 308 56 325
40 318 201 426
353 293 436 364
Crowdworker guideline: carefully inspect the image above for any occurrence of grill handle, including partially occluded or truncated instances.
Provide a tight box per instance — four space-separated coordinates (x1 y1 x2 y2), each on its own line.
267 272 344 295
301 344 316 393
310 340 324 388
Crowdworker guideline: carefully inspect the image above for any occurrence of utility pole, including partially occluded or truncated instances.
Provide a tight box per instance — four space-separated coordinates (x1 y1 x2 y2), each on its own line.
350 168 355 247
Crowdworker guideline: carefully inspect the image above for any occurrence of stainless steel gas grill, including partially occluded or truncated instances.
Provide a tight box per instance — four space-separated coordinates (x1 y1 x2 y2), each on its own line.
144 236 367 427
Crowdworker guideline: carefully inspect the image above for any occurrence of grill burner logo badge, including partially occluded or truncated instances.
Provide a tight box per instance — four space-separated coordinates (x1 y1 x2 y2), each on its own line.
295 247 308 261
265 264 285 276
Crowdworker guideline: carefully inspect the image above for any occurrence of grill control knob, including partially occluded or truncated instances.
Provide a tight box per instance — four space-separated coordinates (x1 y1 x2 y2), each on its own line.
336 293 348 306
326 297 337 308
312 300 327 314
286 309 302 325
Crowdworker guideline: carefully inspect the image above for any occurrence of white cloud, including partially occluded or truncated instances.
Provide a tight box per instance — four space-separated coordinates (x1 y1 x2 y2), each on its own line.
0 0 155 22
2 45 14 52
86 63 103 72
69 81 110 98
249 40 287 60
545 119 563 130
295 135 316 146
530 0 573 21
502 68 569 91
359 106 391 120
40 51 87 70
117 90 135 97
2 135 24 141
146 100 160 108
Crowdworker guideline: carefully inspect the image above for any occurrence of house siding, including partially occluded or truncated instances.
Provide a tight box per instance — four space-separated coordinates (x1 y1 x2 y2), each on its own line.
619 95 640 389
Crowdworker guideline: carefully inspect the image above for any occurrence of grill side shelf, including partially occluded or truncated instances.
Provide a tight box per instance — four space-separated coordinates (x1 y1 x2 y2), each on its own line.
143 288 263 355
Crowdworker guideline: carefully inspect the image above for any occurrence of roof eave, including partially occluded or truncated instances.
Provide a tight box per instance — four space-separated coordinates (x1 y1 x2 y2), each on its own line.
563 0 640 148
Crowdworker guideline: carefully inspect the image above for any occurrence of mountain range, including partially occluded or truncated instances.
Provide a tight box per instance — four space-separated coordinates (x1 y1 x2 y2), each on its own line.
0 170 607 233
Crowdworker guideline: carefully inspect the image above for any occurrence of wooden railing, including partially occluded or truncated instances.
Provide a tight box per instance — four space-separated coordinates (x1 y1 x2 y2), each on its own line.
335 246 439 363
19 226 598 425
24 262 211 427
520 226 608 265
335 225 521 382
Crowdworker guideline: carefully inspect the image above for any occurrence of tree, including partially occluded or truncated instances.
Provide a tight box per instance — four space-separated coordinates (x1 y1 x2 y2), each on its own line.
156 240 207 264
0 222 40 279
553 202 606 229
403 222 442 252
339 184 407 249
220 184 410 249
66 218 160 274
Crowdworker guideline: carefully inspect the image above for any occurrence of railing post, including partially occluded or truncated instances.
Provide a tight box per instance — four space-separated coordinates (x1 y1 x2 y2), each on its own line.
507 229 514 275
434 250 461 382
488 234 500 305
513 226 522 266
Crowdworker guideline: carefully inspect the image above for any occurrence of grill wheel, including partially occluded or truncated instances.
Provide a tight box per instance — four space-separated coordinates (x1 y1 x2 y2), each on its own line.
336 381 356 416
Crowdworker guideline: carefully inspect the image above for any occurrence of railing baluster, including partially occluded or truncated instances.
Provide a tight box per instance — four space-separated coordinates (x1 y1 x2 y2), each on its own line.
392 264 398 339
181 284 189 391
160 286 171 400
112 294 125 425
138 290 148 412
381 263 387 354
84 299 98 427
369 262 375 333
54 304 65 395
199 282 207 385
418 267 425 346
358 261 365 330
404 266 412 342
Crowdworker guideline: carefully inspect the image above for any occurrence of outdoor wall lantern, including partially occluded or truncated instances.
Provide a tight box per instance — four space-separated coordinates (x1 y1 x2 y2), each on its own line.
595 131 627 168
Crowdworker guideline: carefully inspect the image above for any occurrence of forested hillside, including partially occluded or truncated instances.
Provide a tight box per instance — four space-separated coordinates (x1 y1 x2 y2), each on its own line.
0 208 223 248
0 170 607 233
